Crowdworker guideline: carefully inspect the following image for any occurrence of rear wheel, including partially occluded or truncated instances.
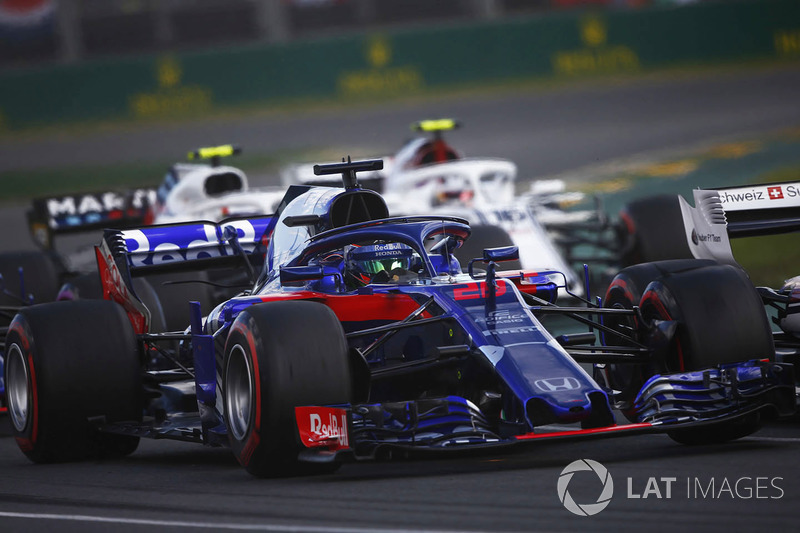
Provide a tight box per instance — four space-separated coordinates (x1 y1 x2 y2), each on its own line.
5 300 143 462
0 251 61 308
223 300 351 477
59 271 167 332
618 195 693 266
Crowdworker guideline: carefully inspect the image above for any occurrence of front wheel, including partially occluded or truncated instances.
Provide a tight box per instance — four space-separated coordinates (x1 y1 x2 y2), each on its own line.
223 300 352 477
638 264 774 444
601 259 716 419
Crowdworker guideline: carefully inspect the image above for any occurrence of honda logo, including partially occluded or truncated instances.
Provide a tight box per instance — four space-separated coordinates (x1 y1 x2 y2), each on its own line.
535 377 581 392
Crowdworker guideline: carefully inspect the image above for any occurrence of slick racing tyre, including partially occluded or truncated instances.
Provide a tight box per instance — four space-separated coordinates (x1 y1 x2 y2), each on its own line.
618 195 693 266
0 251 61 310
59 271 168 333
5 300 143 462
223 300 352 477
455 224 522 271
602 259 717 420
637 263 774 445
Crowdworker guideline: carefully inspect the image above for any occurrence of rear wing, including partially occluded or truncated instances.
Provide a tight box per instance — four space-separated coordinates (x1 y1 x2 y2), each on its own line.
715 181 800 237
676 181 800 266
28 189 156 250
104 215 275 276
96 215 275 333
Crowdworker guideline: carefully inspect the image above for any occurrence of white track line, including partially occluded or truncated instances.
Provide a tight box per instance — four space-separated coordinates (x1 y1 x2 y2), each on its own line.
0 511 488 533
744 436 800 443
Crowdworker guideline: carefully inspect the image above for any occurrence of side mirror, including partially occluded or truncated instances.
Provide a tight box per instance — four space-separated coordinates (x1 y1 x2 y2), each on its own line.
280 265 324 285
467 246 520 279
482 246 519 263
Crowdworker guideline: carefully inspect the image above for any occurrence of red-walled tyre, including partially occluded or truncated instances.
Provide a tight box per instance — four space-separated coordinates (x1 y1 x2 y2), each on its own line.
602 259 717 420
638 264 774 445
5 300 143 463
223 300 351 477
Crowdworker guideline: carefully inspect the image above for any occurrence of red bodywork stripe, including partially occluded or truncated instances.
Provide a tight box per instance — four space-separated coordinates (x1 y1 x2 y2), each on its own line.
257 291 426 322
516 422 653 441
497 270 552 296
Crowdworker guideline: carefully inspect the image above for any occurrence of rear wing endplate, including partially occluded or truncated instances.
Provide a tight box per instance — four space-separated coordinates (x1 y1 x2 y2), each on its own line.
677 181 800 266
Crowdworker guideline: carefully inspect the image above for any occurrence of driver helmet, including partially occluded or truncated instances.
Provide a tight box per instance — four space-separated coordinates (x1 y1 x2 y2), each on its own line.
346 243 415 285
433 175 474 206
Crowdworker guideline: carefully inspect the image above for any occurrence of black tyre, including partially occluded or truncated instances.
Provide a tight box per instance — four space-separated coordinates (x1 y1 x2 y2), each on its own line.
618 195 693 266
223 300 351 477
0 251 61 309
602 259 718 419
5 300 143 462
60 271 168 333
638 264 773 444
639 264 773 373
455 225 522 271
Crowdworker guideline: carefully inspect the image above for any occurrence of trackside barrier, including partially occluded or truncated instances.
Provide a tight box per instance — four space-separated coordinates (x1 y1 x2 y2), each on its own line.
0 0 798 130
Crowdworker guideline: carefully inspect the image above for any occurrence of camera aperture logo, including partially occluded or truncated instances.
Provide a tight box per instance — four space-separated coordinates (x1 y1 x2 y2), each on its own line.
557 459 614 516
557 459 785 516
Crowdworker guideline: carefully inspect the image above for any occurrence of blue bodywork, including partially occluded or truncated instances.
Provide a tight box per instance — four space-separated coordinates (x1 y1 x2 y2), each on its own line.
21 169 785 457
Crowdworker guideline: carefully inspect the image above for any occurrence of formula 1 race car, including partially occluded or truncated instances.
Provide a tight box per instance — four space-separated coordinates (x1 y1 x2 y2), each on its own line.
604 181 800 397
145 144 285 225
0 145 282 408
22 144 283 271
281 120 590 293
2 159 794 477
2 144 282 319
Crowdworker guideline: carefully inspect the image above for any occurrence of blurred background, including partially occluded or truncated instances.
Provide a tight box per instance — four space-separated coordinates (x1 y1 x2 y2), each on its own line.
1 0 699 67
0 0 799 284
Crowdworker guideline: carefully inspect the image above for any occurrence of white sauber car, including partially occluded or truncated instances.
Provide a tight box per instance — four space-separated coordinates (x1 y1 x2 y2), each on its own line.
282 120 596 294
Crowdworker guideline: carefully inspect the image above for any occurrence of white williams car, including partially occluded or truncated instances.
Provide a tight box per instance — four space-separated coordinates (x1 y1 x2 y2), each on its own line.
148 145 285 225
8 145 283 331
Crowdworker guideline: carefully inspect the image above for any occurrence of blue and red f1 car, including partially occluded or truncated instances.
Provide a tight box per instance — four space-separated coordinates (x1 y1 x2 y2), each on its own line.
3 159 795 476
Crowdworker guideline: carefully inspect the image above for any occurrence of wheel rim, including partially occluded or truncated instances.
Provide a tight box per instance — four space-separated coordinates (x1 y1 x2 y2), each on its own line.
225 344 254 441
6 344 31 433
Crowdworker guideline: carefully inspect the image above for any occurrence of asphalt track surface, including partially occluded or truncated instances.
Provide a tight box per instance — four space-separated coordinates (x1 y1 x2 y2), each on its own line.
1 64 800 532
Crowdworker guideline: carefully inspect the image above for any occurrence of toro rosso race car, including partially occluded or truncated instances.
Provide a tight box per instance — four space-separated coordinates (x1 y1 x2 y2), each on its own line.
2 159 794 477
